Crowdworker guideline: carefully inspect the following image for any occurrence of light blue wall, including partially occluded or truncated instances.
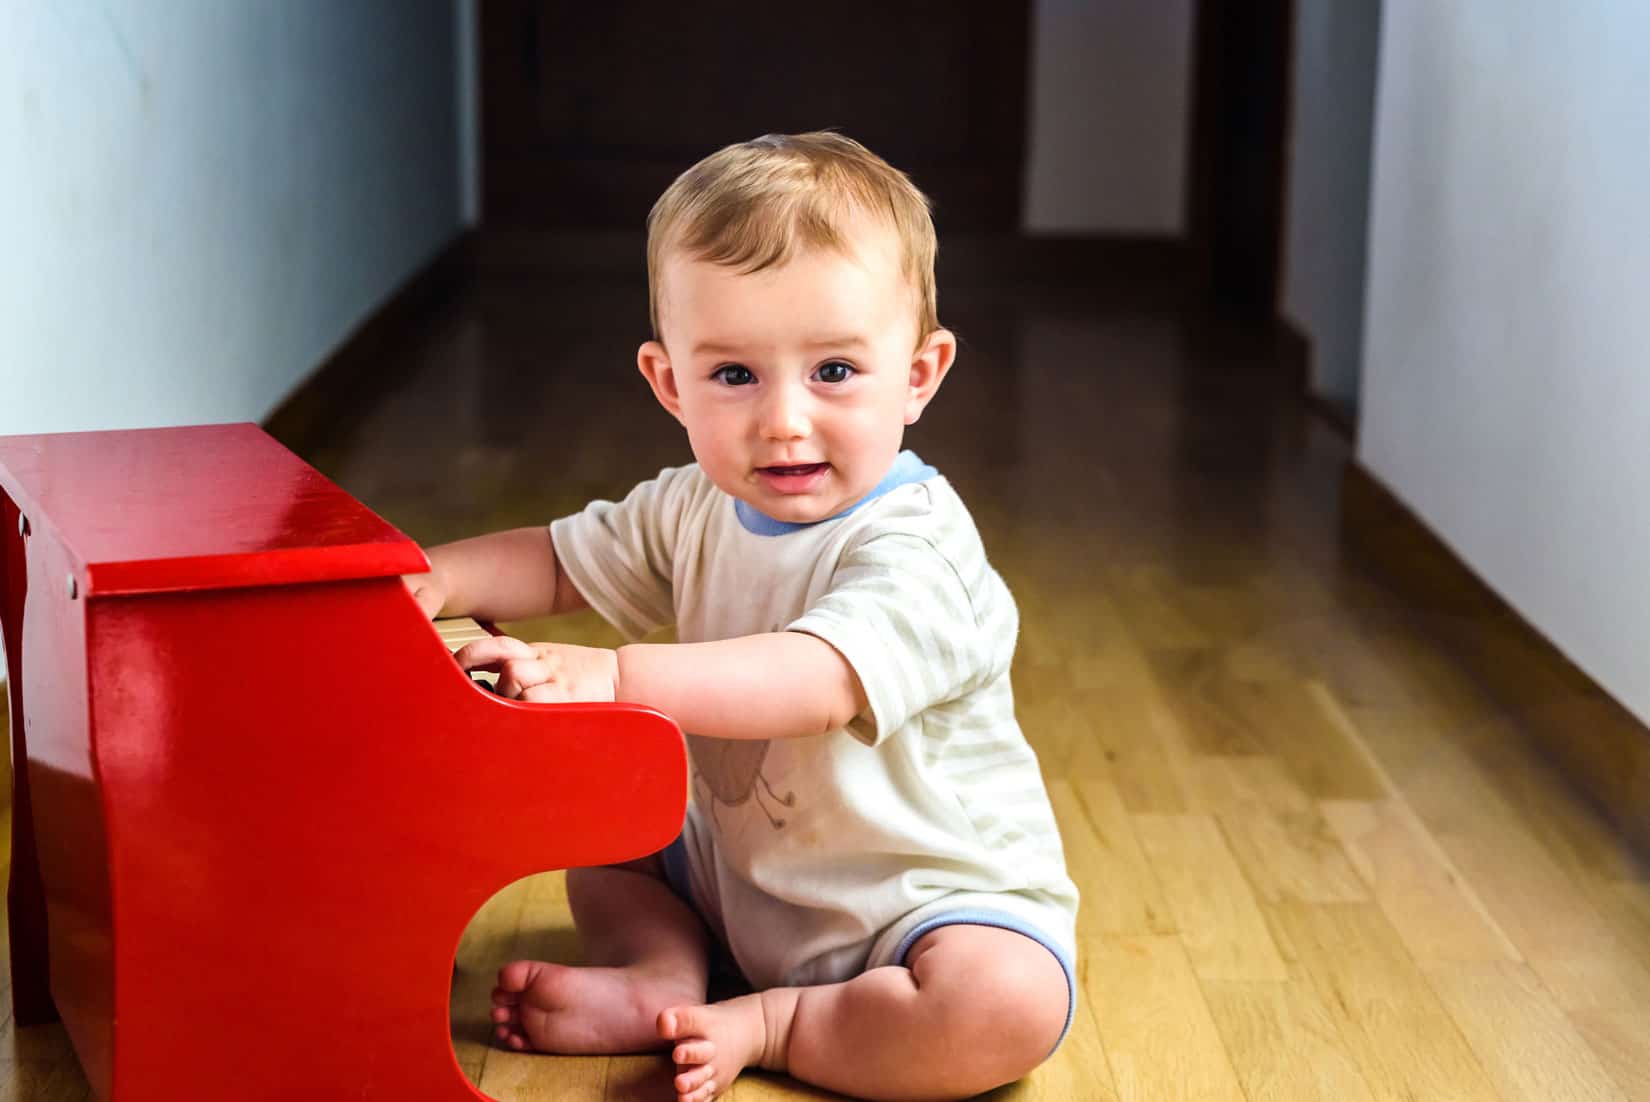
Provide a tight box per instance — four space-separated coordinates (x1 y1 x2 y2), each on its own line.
0 1 464 435
1279 0 1382 414
1359 2 1650 726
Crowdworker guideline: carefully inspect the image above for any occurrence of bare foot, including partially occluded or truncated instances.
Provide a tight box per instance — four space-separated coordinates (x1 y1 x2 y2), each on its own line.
490 959 703 1054
658 992 790 1102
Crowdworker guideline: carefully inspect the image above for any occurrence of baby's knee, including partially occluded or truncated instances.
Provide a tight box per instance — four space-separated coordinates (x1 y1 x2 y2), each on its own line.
910 927 1070 1086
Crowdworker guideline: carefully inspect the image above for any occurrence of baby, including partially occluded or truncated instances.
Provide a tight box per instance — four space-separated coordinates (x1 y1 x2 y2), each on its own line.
406 132 1079 1102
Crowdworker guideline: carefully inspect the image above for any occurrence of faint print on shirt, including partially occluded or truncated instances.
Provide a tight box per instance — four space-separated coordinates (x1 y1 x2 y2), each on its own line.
687 733 796 829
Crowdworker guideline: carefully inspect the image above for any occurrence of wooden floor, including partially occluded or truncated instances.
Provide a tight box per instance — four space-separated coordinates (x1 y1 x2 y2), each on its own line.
6 242 1650 1100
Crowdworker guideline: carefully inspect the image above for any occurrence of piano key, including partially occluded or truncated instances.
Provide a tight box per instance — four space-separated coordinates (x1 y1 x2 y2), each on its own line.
435 616 500 687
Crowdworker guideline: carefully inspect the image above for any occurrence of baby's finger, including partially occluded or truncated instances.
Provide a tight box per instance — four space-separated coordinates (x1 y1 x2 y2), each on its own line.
520 681 575 704
495 656 555 699
454 635 537 672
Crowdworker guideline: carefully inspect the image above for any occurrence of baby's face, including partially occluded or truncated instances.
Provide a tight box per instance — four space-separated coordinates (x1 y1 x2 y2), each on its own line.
643 225 947 524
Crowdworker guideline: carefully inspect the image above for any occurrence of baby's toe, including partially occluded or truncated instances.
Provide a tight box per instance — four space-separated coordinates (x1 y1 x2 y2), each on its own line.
658 1004 711 1042
678 1076 718 1102
674 1059 715 1093
494 959 535 995
672 1039 715 1066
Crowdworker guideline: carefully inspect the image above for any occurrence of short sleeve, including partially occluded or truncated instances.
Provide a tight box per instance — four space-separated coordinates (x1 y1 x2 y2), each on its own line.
549 467 697 641
789 532 1017 747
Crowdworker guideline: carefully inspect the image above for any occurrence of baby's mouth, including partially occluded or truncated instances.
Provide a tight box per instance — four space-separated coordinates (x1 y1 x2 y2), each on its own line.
760 463 828 477
756 462 831 493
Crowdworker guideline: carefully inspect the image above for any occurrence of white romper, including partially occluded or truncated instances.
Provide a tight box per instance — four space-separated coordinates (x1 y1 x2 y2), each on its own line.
550 453 1079 1040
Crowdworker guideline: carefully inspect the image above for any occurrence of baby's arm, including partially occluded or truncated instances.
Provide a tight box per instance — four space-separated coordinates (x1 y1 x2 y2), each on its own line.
454 631 866 741
403 526 588 622
618 633 866 740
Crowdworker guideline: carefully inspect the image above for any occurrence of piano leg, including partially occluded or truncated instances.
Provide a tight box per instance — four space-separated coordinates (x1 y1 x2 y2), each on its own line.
2 492 57 1026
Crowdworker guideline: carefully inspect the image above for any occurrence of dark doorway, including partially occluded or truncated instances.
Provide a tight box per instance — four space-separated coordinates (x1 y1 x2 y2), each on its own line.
480 0 1031 233
1185 0 1295 316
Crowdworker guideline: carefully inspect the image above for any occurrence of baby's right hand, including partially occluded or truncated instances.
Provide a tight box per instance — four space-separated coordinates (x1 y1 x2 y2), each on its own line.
402 570 447 619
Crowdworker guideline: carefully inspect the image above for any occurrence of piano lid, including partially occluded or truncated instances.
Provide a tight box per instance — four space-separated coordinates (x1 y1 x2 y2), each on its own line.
0 423 428 597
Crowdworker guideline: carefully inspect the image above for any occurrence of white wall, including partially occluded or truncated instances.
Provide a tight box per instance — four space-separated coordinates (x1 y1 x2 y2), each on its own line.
1359 3 1650 726
1022 0 1194 235
1279 0 1382 412
0 1 464 436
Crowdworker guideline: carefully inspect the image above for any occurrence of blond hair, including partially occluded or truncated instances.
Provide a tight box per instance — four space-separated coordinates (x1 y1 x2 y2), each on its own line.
646 131 939 344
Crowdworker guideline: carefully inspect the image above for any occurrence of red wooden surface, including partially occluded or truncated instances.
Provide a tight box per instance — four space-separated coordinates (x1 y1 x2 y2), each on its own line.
0 422 426 596
0 425 688 1100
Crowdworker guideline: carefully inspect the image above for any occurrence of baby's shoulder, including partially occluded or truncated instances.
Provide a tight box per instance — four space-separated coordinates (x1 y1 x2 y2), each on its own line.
841 476 984 558
627 462 726 522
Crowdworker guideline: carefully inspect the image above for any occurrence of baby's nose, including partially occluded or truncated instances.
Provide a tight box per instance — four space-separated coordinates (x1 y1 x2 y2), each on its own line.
760 385 811 439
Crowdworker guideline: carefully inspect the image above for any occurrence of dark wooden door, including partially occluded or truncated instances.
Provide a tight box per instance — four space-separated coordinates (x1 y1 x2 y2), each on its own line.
481 0 1030 232
1185 0 1295 315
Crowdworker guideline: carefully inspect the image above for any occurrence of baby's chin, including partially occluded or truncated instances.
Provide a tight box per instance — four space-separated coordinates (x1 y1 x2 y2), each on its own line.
736 485 864 526
744 497 839 525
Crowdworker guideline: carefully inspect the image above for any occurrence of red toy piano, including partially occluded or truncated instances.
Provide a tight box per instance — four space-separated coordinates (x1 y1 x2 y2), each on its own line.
0 422 687 1100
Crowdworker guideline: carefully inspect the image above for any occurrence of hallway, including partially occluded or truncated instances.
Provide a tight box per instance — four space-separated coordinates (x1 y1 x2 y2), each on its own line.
6 240 1648 1099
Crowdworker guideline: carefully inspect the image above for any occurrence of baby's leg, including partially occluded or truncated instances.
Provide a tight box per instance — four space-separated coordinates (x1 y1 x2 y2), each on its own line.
658 924 1069 1102
490 853 710 1054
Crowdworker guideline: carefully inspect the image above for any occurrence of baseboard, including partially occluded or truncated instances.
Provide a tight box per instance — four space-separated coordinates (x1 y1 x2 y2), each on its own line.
1276 317 1356 440
1341 461 1650 855
264 230 477 460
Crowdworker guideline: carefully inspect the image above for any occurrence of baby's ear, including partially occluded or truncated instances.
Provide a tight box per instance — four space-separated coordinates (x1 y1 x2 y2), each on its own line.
905 329 957 426
637 341 685 424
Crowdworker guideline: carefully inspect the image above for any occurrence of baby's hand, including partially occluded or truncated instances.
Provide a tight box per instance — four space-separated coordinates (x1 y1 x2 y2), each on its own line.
402 570 447 619
453 635 619 703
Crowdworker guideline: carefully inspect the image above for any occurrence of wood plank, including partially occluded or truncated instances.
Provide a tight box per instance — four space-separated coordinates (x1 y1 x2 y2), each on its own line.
1250 613 1419 709
1423 961 1627 1102
1067 660 1196 814
1348 694 1646 887
0 1057 90 1102
1599 880 1650 964
1572 1009 1650 1102
1320 799 1520 963
1109 566 1226 650
1257 681 1390 800
601 1054 690 1101
0 1013 75 1062
1014 658 1092 773
1132 814 1287 981
1081 936 1245 1102
1191 755 1370 904
1341 704 1650 1005
1143 649 1269 756
1266 902 1501 1102
480 1049 609 1101
1202 979 1377 1102
1046 776 1174 937
1458 716 1649 885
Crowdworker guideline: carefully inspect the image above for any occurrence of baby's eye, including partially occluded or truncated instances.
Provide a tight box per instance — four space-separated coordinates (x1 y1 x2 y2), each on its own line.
713 364 755 386
814 360 855 384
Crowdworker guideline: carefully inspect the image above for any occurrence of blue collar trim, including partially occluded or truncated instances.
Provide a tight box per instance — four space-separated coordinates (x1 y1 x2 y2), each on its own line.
734 451 938 536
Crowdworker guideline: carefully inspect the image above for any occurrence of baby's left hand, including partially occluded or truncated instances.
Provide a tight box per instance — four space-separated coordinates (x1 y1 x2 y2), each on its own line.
453 635 619 703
